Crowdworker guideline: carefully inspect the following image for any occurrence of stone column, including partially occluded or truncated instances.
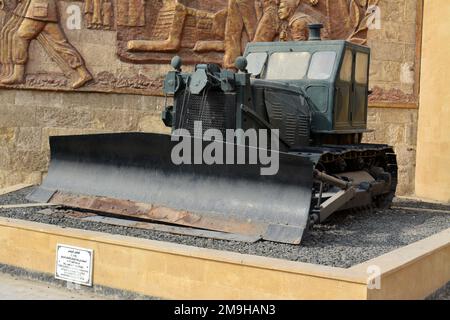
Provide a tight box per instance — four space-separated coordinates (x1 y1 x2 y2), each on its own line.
415 0 450 202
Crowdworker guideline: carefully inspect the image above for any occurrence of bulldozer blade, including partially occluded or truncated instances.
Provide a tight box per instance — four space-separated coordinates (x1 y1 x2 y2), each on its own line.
28 133 315 244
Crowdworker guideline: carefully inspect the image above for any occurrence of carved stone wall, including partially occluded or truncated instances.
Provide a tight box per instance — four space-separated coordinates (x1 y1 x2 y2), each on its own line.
0 0 422 195
0 0 391 95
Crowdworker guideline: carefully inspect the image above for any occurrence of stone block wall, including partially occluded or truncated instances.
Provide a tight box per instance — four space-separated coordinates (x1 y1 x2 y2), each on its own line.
367 0 419 99
363 108 418 195
363 0 421 196
0 90 168 187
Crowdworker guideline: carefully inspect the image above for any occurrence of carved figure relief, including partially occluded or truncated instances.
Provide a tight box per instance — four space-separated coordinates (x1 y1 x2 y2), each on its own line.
222 0 257 68
254 0 280 42
116 0 145 27
0 0 92 88
120 0 280 67
127 0 212 52
278 0 324 41
346 0 380 44
85 0 115 29
118 0 227 65
117 0 377 68
0 0 384 96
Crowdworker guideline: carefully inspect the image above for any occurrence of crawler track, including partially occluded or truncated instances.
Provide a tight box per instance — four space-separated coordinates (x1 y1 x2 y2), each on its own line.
293 144 398 215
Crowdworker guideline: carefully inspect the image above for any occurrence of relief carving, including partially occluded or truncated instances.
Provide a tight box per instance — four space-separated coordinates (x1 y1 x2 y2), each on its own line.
346 0 380 45
0 0 403 102
278 0 328 42
85 0 115 30
0 0 92 89
222 0 280 68
116 0 145 27
120 0 227 65
117 0 373 68
121 0 282 67
222 0 257 68
253 0 280 42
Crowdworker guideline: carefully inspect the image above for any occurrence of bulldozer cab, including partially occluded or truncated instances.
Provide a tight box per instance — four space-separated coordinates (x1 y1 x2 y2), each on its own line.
244 41 371 133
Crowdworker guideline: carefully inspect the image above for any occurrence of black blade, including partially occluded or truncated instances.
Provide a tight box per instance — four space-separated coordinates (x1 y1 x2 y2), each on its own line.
28 133 314 244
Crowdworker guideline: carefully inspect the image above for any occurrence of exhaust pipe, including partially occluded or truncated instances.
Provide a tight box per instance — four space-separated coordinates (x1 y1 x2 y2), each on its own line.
308 23 323 41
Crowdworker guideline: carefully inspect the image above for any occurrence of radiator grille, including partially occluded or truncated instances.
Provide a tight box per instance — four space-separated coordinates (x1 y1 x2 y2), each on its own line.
175 90 233 136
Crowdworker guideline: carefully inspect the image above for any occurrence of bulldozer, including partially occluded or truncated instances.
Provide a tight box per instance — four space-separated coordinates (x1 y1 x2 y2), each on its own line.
28 25 397 245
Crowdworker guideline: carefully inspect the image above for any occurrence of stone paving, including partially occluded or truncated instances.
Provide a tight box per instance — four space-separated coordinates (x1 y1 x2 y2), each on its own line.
0 272 111 300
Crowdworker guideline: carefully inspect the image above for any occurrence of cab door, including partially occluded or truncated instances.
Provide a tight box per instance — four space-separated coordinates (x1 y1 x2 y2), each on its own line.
352 52 369 128
334 49 353 130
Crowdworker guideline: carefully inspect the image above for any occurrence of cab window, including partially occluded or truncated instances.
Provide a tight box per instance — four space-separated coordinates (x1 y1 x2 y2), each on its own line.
340 50 353 82
265 52 311 80
246 52 268 77
355 52 369 84
307 51 336 80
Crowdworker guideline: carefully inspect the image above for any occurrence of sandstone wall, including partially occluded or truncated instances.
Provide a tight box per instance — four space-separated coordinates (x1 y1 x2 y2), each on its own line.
415 0 450 203
0 90 168 187
367 0 419 100
363 0 420 196
363 108 418 196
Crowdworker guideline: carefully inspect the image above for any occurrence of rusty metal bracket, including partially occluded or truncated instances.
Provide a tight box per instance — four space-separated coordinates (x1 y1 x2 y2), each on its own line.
319 188 356 223
314 170 352 190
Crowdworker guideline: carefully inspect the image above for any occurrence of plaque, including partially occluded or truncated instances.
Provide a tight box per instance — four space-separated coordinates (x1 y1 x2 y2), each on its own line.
55 244 94 286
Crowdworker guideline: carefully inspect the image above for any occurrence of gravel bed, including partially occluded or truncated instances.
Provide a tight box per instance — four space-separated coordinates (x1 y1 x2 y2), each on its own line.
1 187 449 268
0 186 35 205
428 282 450 300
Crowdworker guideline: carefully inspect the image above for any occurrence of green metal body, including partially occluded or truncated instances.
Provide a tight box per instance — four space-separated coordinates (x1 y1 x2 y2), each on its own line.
163 40 371 147
243 40 371 134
